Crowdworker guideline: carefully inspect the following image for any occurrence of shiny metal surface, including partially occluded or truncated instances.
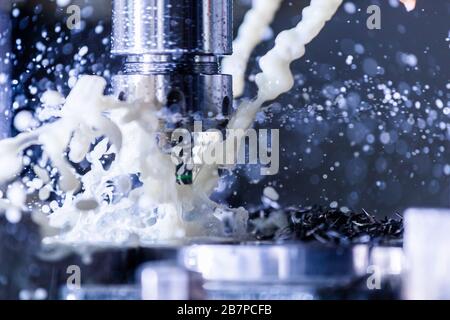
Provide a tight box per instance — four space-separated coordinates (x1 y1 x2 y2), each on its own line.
112 0 233 120
179 243 405 299
353 244 404 277
123 54 220 75
179 244 358 300
113 74 232 121
139 261 205 300
179 244 357 284
404 208 450 300
112 0 232 56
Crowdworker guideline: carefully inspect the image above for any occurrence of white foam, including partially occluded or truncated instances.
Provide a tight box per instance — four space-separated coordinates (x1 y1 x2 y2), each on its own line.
223 0 283 97
0 0 343 245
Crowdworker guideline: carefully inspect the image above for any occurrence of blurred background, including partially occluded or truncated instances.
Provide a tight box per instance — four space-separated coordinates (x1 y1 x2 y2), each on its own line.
232 0 450 217
2 0 450 219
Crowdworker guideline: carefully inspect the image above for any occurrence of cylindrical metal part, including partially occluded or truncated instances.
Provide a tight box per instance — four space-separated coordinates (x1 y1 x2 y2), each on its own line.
112 0 232 56
0 1 11 139
179 244 356 300
112 73 232 123
111 0 234 122
404 208 450 299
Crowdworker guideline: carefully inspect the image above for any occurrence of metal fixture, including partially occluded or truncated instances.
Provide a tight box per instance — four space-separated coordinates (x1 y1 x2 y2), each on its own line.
179 243 405 300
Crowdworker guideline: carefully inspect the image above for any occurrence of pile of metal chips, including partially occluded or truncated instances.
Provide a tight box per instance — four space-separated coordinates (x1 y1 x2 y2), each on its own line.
249 205 403 245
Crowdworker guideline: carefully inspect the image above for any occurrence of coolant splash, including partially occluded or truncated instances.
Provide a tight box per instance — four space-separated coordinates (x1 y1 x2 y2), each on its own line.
196 0 343 189
0 0 343 245
231 0 343 130
1 76 248 244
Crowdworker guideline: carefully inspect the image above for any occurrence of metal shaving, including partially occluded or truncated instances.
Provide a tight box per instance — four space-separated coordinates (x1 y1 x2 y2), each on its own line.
249 205 403 245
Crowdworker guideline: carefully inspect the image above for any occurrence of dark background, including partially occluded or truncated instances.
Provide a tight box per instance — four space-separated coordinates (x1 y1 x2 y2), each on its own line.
6 0 450 217
232 0 450 216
